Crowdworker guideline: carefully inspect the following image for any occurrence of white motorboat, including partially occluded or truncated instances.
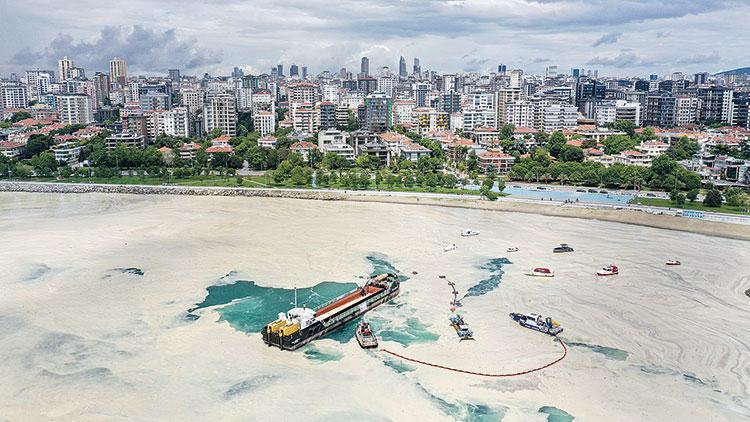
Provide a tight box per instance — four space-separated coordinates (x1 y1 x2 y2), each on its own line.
525 267 554 277
444 243 458 252
596 265 619 276
461 229 480 237
507 247 519 252
666 259 681 266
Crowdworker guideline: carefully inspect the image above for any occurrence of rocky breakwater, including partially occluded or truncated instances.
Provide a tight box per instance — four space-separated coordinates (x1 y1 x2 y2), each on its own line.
0 181 344 201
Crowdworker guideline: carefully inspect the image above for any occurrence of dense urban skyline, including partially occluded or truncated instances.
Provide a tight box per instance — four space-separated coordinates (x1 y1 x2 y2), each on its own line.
2 0 750 77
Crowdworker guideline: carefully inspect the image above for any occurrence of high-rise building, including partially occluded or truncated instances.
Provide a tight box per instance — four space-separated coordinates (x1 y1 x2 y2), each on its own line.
644 93 676 128
363 93 392 133
253 111 276 135
693 72 709 85
203 92 237 137
56 93 93 125
276 64 283 77
697 86 733 123
168 69 181 81
497 64 507 75
25 70 55 101
289 64 299 78
287 82 318 105
232 67 244 78
301 66 308 80
361 57 370 76
414 82 430 107
109 57 128 86
413 58 421 76
399 56 407 77
58 56 74 81
92 72 110 108
509 69 523 89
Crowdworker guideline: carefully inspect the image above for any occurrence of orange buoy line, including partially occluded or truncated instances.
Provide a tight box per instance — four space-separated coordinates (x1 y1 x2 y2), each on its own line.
380 337 568 377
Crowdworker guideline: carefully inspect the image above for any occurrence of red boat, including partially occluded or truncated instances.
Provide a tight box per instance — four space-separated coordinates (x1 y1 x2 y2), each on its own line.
596 265 619 276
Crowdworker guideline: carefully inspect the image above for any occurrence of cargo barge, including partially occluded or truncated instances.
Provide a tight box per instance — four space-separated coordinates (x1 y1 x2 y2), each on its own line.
262 273 400 350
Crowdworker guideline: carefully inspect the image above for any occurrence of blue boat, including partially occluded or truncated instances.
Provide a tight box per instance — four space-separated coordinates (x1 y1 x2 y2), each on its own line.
509 312 563 336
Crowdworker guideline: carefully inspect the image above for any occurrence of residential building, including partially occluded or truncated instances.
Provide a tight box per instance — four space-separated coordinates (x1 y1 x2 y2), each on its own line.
290 141 317 160
258 135 278 149
58 56 74 81
1 84 28 109
399 141 431 162
697 86 733 123
638 141 670 159
675 96 700 126
179 142 201 161
51 141 81 164
291 104 320 133
254 111 276 135
357 141 391 167
363 93 393 133
477 151 515 172
106 132 145 150
543 104 577 132
56 93 93 124
202 92 237 137
644 93 676 128
613 149 651 166
109 57 128 86
0 141 24 158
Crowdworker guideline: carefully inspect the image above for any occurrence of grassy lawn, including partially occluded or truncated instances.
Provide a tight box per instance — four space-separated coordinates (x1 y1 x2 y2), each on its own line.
631 196 750 215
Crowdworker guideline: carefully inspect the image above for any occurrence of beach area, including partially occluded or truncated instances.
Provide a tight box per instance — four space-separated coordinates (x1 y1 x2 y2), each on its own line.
1 191 749 421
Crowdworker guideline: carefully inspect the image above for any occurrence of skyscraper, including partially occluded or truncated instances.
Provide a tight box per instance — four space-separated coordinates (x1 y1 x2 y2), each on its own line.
301 66 308 80
290 64 299 77
399 56 407 77
413 58 421 75
497 64 507 74
168 69 181 81
109 57 127 86
58 56 74 81
276 64 283 77
361 57 369 76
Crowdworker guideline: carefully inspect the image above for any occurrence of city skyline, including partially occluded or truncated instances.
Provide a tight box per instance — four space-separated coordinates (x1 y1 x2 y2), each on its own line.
2 0 749 77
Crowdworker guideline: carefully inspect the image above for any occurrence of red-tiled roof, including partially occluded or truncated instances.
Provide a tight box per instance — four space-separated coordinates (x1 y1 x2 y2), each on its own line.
205 145 234 154
290 141 318 150
0 141 24 149
479 151 513 159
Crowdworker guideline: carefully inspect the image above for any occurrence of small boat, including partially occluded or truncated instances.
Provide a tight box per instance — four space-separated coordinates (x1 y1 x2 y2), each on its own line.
525 267 554 277
444 243 457 252
596 265 619 276
599 190 608 194
449 313 474 341
509 312 563 336
355 321 378 349
507 247 519 253
536 186 547 190
461 229 480 237
666 259 681 266
588 189 598 193
553 243 574 253
576 189 586 193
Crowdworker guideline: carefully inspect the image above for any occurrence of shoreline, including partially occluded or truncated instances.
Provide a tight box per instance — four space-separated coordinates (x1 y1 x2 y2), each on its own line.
3 180 750 241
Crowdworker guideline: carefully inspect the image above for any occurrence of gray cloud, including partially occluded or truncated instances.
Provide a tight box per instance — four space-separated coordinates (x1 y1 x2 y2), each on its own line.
675 52 720 65
592 32 622 47
656 31 672 38
586 53 657 68
11 25 222 74
533 57 553 63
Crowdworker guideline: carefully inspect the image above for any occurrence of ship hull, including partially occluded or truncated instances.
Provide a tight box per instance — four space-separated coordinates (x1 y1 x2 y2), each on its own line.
262 285 399 350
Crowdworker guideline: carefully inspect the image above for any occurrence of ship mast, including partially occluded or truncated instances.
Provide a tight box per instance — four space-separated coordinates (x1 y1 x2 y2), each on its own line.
294 286 298 308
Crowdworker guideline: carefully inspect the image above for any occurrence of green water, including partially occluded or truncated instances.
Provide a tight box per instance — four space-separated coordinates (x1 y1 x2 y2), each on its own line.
188 255 429 351
463 258 512 299
382 356 416 373
564 341 629 361
539 406 575 422
302 344 344 362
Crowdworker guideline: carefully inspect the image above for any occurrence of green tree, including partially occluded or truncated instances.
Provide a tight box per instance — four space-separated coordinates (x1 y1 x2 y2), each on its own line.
611 120 636 137
602 135 637 155
31 151 58 176
546 131 567 158
686 189 699 202
703 189 723 207
559 145 584 162
499 124 515 140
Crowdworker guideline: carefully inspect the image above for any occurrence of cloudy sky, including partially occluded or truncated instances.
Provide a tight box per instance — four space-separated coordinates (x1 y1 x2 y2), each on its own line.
1 0 749 78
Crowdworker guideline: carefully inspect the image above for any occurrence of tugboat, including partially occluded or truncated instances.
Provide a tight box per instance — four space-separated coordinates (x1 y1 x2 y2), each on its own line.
525 267 554 277
509 312 563 336
262 273 400 350
444 243 458 252
553 243 574 253
666 259 681 266
507 247 519 253
596 265 619 276
461 229 480 237
449 313 474 341
355 321 378 349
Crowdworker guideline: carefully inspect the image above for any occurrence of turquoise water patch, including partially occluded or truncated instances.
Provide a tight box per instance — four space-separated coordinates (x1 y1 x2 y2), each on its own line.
367 254 410 282
639 365 715 388
539 406 575 422
303 344 344 362
188 255 405 345
463 258 512 299
565 341 628 361
417 382 505 421
371 315 440 346
209 281 357 332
